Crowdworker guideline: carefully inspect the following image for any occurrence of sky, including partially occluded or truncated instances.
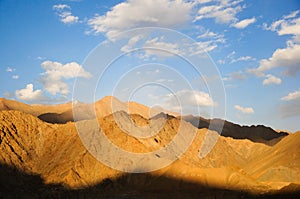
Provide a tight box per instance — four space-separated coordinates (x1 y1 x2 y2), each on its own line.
1 0 300 132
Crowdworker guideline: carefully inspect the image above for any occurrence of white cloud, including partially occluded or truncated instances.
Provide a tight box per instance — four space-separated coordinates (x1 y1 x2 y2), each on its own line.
36 56 46 60
194 0 243 24
53 4 70 10
262 74 282 85
40 61 91 95
194 0 213 4
88 0 192 38
60 12 79 24
166 90 215 108
232 17 256 29
283 10 300 19
121 36 182 58
53 4 79 24
222 51 255 64
15 84 49 102
253 43 300 76
197 30 218 38
121 34 222 59
252 11 300 76
264 10 300 36
120 34 144 52
143 37 180 57
231 55 255 63
281 90 300 101
6 67 15 72
12 75 19 79
234 105 254 114
190 40 221 55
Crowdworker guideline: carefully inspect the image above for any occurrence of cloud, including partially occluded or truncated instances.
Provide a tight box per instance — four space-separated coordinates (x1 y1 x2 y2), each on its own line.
283 10 300 19
12 75 19 79
281 90 300 101
6 67 15 72
231 55 256 63
121 36 181 57
252 11 300 76
40 61 91 95
53 4 70 10
88 0 192 38
15 84 49 102
232 17 256 29
221 51 255 64
143 37 180 57
262 74 282 85
60 12 79 24
120 34 144 52
165 90 215 108
197 30 219 38
36 56 46 60
263 10 300 36
194 0 213 4
194 0 243 24
121 34 223 59
53 4 79 24
251 43 300 76
234 105 254 114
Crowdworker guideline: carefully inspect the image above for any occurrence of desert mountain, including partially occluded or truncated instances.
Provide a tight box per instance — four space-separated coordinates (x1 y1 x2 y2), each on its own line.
0 97 288 144
182 115 288 144
0 97 299 198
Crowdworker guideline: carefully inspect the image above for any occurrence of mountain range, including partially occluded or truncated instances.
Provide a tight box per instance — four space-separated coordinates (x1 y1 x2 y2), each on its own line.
0 97 299 198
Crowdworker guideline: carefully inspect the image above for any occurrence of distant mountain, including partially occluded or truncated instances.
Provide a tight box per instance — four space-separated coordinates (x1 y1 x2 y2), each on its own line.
181 115 288 144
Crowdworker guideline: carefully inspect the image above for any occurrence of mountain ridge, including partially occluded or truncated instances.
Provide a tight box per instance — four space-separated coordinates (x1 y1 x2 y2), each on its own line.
0 97 289 144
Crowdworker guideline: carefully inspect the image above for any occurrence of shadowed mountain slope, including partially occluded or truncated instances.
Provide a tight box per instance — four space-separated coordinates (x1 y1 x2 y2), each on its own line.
1 163 300 199
181 115 288 144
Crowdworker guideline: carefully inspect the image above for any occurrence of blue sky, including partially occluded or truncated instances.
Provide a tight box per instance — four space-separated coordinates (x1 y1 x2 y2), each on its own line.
1 0 300 132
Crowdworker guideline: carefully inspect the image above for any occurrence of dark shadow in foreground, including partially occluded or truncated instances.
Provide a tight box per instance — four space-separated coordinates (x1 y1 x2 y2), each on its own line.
0 163 299 199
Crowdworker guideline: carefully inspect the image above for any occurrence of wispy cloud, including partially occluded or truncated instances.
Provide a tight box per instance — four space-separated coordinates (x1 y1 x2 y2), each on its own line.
232 17 256 29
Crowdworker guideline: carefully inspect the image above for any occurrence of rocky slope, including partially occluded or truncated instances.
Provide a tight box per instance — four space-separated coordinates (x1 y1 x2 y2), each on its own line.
0 106 299 198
